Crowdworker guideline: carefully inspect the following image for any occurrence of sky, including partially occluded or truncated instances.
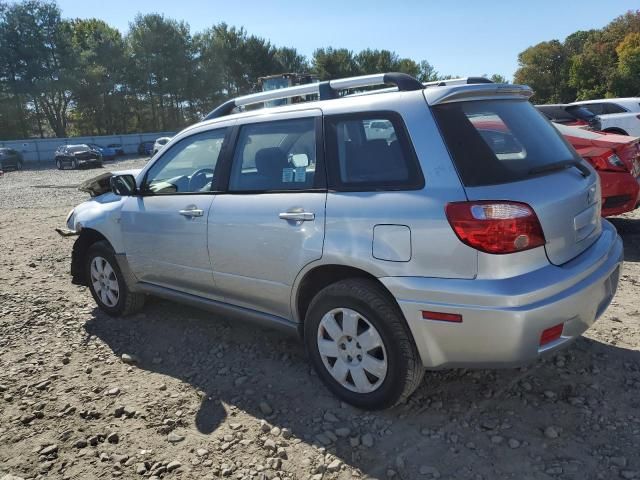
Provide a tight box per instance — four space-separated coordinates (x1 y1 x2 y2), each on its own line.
57 0 637 79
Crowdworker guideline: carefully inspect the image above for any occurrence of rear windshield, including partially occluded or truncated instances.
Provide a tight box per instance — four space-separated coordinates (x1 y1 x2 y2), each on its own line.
432 100 577 187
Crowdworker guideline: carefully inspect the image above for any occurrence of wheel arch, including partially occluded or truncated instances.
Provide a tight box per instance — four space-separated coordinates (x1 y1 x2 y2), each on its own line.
71 228 112 285
293 263 401 335
602 127 629 135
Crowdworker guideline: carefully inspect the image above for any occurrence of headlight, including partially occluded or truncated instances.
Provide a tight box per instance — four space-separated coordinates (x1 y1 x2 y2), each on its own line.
66 209 75 229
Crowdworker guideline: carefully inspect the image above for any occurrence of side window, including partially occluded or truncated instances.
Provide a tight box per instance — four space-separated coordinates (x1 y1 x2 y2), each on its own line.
603 103 627 114
229 118 318 192
582 103 604 115
144 129 226 194
325 113 423 190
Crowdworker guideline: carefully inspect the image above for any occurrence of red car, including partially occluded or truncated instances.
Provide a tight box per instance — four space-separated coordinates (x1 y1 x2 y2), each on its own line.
555 123 640 217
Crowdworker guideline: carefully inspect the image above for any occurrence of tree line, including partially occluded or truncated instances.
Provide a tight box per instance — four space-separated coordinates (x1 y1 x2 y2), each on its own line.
1 0 481 140
514 10 640 104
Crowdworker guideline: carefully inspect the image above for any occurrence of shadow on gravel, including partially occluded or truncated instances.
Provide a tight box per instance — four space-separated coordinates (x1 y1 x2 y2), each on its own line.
84 295 640 478
609 217 640 262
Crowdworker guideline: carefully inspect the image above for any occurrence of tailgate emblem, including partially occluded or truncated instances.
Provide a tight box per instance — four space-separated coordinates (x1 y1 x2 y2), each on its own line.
587 186 596 205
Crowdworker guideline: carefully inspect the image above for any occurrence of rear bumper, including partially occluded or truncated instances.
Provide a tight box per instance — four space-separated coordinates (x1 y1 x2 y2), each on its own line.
381 221 624 368
599 170 640 217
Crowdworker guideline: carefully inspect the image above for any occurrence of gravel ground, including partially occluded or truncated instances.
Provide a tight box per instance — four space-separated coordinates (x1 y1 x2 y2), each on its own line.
0 159 639 480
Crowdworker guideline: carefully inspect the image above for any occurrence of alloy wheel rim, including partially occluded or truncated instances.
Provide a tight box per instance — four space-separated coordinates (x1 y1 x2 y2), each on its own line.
317 307 388 393
90 256 119 308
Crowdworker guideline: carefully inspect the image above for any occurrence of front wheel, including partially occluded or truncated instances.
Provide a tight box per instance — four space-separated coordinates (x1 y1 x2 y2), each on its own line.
304 278 424 409
86 241 145 316
72 158 79 169
56 159 62 170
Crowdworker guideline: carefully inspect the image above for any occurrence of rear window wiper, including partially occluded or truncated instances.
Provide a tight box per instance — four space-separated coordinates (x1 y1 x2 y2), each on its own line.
528 160 590 178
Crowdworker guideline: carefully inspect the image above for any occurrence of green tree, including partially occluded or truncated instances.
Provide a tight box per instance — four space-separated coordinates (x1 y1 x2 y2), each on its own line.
69 18 127 135
126 13 193 131
513 40 572 103
312 47 358 80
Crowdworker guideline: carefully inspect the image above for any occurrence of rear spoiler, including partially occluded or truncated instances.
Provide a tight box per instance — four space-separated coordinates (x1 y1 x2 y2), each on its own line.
424 83 533 106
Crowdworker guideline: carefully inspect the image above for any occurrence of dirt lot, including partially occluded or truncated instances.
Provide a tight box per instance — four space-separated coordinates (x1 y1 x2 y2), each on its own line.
0 159 639 480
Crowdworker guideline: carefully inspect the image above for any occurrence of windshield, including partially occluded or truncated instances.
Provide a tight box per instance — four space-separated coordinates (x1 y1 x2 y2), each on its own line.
432 99 577 187
68 146 89 153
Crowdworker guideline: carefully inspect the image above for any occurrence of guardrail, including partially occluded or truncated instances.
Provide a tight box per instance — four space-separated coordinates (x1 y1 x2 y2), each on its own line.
0 132 175 163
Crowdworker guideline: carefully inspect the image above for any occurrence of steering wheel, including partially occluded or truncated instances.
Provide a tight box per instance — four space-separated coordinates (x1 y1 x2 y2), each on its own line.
188 168 215 191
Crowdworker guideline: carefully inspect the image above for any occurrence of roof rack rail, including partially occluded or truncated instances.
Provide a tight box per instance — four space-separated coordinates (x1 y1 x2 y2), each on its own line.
423 77 494 87
203 72 423 121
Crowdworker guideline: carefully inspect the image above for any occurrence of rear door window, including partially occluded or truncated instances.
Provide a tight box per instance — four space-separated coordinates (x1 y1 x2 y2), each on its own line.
432 100 578 187
324 112 424 191
228 117 320 192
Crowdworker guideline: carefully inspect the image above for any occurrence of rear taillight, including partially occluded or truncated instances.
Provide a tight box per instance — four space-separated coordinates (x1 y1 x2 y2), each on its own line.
445 201 546 254
587 152 627 172
540 323 564 346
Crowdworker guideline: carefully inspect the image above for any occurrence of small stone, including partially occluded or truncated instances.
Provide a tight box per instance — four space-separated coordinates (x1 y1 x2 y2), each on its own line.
387 470 397 478
107 432 119 444
327 459 342 472
491 435 503 444
135 463 147 474
106 387 120 396
121 354 137 365
323 412 339 422
74 439 88 448
350 436 360 447
166 461 181 472
508 438 520 449
167 432 185 443
544 426 559 439
419 465 441 478
40 444 58 456
263 439 276 451
270 426 281 436
259 401 273 415
260 420 270 433
281 428 292 439
620 472 638 480
20 414 35 425
361 433 374 448
335 427 351 437
196 448 209 457
611 457 628 468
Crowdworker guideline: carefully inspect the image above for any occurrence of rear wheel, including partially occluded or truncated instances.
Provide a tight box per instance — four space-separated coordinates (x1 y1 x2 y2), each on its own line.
304 278 424 409
86 241 145 316
16 161 23 170
56 159 63 170
72 158 79 169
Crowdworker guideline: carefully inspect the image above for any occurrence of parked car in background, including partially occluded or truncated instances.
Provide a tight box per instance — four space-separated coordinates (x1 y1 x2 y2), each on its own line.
108 143 125 156
0 147 24 170
87 143 117 161
555 123 640 217
536 104 598 128
569 98 640 136
137 141 154 156
59 73 623 409
55 145 103 170
152 137 171 155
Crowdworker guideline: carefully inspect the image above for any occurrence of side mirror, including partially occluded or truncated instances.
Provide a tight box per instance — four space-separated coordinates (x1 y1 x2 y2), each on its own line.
110 174 137 196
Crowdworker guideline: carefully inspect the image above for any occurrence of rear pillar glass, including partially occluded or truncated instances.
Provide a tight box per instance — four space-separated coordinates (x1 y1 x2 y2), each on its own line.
432 100 578 187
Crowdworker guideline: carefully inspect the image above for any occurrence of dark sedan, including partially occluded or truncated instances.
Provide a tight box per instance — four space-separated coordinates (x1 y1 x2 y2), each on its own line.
0 148 24 170
55 145 103 170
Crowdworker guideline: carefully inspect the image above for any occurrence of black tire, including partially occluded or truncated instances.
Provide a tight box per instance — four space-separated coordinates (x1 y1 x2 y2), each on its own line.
56 159 62 170
85 240 145 316
304 278 424 409
72 158 78 169
16 161 23 170
603 128 629 136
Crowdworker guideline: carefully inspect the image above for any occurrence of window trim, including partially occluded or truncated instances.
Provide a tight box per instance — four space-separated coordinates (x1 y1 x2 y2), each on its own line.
139 127 231 196
217 116 327 195
324 111 425 192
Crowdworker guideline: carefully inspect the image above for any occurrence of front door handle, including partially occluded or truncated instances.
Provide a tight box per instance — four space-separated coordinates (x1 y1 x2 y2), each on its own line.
279 211 315 222
179 207 204 218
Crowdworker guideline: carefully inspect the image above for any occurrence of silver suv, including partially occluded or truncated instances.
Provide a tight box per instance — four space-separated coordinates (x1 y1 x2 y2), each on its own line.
59 73 623 409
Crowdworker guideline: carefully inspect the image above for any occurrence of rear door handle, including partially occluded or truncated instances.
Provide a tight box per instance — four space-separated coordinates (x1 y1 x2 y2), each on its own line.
179 208 204 218
279 211 315 222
